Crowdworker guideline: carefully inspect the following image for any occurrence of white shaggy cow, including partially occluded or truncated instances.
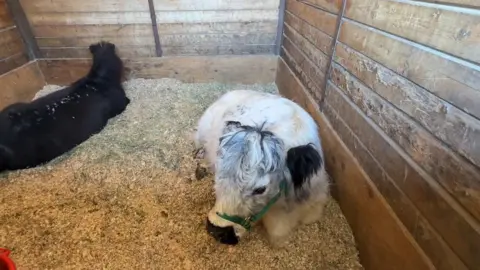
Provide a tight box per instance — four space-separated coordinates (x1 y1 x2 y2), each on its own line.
194 90 330 246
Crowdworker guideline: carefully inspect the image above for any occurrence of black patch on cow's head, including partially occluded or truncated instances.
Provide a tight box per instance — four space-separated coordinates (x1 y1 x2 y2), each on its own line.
286 144 322 190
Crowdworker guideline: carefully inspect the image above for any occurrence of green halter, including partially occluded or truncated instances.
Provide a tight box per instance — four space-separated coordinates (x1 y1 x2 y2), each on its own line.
216 180 288 231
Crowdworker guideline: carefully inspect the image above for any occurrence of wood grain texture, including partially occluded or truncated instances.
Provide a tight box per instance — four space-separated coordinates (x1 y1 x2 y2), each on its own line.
0 61 45 110
284 11 332 56
6 0 42 59
24 10 279 25
39 45 276 58
38 55 277 85
281 37 323 103
20 0 279 12
323 83 467 270
32 21 279 37
299 0 343 14
410 0 480 8
32 24 152 38
0 0 13 29
20 0 149 12
338 20 480 120
344 0 480 64
0 1 28 74
330 62 480 269
161 45 276 56
276 58 434 270
286 0 337 37
158 33 276 47
154 0 280 11
334 43 480 219
283 23 329 73
0 53 27 75
21 0 280 59
36 36 154 47
39 47 157 58
28 13 278 59
0 27 25 58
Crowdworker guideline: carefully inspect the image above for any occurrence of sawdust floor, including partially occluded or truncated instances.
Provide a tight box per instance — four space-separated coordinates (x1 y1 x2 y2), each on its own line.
0 79 363 270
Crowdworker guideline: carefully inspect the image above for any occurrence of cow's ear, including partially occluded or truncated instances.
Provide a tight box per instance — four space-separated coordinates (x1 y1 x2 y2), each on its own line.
286 144 322 190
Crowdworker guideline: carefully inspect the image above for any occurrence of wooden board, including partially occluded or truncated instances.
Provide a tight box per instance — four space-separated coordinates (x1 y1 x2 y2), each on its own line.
344 0 480 64
0 61 45 110
281 35 324 102
36 36 155 47
24 10 279 25
32 21 279 37
323 83 468 270
330 62 480 270
299 0 343 14
39 47 156 58
276 58 434 270
21 1 279 59
20 0 149 12
161 45 276 56
283 24 329 73
410 0 480 8
32 24 152 38
334 43 480 217
38 55 277 85
20 0 279 12
153 0 280 11
338 20 480 120
39 45 276 58
0 53 28 75
0 0 13 29
0 1 30 74
158 33 276 47
284 11 333 56
0 27 25 59
6 0 42 59
286 0 337 37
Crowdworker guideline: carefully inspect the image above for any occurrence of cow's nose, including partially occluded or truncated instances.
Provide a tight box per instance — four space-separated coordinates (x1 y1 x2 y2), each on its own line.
206 217 239 245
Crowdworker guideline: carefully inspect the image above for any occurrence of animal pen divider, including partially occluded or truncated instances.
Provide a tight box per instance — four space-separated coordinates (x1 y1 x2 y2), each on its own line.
0 0 479 269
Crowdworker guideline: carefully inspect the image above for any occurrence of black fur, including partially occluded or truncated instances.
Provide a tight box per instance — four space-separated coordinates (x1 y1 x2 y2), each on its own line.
0 41 130 173
286 144 323 190
206 218 239 245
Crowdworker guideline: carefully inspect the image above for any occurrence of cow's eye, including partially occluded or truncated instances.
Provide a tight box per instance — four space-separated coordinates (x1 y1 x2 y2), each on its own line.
252 186 266 195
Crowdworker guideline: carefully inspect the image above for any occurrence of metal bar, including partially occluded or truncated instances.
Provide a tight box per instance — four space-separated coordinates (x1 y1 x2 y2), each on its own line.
275 0 287 55
319 0 347 110
148 0 163 57
5 0 41 60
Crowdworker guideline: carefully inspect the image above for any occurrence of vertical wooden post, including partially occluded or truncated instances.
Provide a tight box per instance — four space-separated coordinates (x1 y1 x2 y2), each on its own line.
5 0 41 60
275 0 287 55
319 0 346 109
148 0 163 57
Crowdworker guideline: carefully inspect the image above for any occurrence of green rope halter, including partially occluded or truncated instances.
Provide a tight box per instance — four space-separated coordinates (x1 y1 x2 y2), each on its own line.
216 180 288 231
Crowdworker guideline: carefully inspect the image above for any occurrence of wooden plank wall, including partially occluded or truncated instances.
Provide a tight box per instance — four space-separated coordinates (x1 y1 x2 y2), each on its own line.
19 0 280 58
153 0 279 56
276 1 480 270
20 0 156 58
38 55 277 86
0 0 28 74
0 61 45 110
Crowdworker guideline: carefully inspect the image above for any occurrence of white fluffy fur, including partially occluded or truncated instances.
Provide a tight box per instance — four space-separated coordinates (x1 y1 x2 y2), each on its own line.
194 90 330 246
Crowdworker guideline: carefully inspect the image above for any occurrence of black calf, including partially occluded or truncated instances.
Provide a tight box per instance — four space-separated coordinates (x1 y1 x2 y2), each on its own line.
0 41 130 173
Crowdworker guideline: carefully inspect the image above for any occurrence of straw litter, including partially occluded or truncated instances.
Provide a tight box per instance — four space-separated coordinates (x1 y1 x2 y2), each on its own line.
0 78 363 270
